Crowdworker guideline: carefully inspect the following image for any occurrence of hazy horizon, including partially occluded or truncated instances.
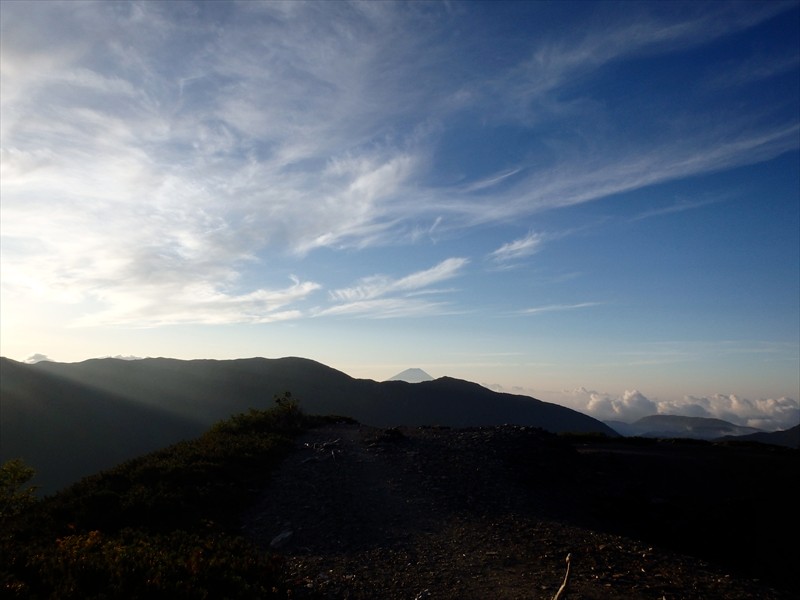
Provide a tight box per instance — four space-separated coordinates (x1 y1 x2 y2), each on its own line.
1 2 798 432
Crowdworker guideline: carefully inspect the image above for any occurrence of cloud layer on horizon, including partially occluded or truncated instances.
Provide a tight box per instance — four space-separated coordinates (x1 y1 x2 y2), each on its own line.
552 387 798 432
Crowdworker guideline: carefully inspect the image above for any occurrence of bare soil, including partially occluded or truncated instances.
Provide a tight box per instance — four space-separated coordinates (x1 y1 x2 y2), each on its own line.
242 423 796 599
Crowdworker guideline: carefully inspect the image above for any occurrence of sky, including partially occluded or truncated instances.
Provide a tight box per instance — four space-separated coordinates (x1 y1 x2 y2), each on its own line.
1 1 798 431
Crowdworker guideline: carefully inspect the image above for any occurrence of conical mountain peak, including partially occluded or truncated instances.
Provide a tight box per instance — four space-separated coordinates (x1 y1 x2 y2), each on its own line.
386 368 433 383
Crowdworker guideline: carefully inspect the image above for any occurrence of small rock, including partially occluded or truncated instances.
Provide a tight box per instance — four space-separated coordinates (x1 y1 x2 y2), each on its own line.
270 530 293 549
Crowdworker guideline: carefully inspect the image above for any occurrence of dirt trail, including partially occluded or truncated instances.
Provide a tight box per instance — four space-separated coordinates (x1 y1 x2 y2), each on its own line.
246 424 415 556
242 423 792 600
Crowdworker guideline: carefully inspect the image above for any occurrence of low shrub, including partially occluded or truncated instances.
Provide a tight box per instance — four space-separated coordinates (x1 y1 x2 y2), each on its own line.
1 395 314 598
3 528 283 599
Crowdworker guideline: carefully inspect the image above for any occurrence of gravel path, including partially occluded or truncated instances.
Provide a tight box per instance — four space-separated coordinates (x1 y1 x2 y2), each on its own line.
242 423 794 599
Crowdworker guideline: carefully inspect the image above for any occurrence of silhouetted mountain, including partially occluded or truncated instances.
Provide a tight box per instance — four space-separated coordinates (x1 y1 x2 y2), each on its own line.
603 420 637 436
716 424 800 449
0 357 202 494
0 356 616 494
386 368 433 383
604 414 762 440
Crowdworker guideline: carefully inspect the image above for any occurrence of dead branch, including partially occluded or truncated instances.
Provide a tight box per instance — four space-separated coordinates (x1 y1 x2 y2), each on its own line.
551 553 571 600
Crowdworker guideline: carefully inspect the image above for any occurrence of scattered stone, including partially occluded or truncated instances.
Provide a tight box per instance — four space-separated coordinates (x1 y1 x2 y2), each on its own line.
243 423 796 600
269 529 293 549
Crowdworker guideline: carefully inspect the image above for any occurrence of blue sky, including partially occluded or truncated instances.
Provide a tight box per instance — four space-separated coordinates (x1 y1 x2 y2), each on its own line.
2 1 798 430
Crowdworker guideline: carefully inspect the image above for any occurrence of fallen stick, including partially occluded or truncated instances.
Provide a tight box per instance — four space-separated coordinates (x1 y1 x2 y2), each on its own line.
552 553 571 600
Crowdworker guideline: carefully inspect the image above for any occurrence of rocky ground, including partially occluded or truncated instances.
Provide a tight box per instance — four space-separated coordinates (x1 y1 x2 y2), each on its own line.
242 423 797 599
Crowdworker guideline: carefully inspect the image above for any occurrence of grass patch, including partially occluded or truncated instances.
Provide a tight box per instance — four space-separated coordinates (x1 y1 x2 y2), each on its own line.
1 394 317 598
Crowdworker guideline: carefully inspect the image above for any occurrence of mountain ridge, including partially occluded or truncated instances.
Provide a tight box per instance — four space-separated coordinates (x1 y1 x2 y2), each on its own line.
1 355 615 494
716 424 800 448
604 414 771 441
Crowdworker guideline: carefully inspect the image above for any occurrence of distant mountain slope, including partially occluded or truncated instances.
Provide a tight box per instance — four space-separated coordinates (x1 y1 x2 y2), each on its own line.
0 357 203 494
717 424 800 449
605 414 762 440
386 368 434 383
1 356 616 493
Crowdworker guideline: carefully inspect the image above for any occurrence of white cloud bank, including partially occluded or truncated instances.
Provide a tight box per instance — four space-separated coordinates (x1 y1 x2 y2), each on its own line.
556 387 799 432
24 353 54 364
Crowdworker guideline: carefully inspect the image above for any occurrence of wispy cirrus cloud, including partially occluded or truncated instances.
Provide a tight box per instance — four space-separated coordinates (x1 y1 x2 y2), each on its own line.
1 1 797 329
458 122 799 224
520 302 600 315
489 231 546 264
314 297 458 320
71 277 322 328
705 49 800 91
461 168 524 193
322 258 469 318
630 196 726 221
494 0 793 119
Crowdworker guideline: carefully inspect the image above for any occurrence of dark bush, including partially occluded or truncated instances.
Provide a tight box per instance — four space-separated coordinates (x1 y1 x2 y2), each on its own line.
0 398 314 598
